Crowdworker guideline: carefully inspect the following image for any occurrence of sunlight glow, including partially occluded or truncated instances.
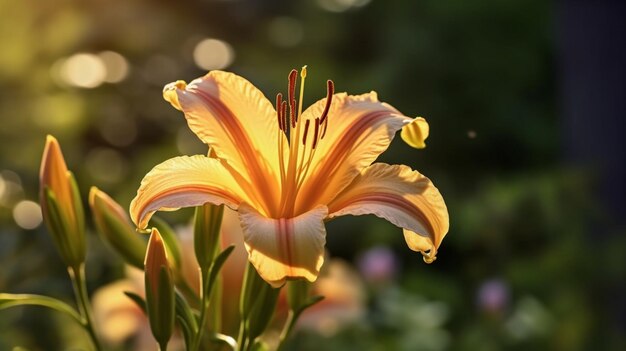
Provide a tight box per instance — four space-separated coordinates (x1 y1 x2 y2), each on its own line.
193 38 235 70
60 53 106 88
99 51 130 83
13 200 42 230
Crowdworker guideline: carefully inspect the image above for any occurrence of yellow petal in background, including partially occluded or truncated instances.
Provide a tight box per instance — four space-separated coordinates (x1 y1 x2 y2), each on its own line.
238 204 328 288
400 117 429 149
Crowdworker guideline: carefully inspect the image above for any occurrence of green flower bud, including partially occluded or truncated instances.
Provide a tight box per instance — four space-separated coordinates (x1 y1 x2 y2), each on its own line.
39 135 85 269
194 203 224 274
89 187 146 269
145 228 175 349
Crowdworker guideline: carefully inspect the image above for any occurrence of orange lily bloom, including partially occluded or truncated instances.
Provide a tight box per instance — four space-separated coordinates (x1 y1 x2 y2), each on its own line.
130 68 449 287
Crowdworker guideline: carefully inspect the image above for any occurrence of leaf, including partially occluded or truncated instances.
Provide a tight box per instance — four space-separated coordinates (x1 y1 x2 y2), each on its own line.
175 291 198 341
0 293 82 325
209 332 238 350
249 340 269 351
123 291 147 314
299 295 325 313
205 245 235 295
177 315 194 350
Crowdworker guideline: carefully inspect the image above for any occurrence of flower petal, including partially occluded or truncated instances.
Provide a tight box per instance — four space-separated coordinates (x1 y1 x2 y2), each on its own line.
328 163 448 260
165 71 287 216
295 92 422 214
400 117 429 149
238 204 328 288
130 155 252 229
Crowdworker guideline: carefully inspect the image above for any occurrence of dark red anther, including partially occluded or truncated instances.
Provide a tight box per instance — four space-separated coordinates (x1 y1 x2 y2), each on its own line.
319 80 334 124
288 69 297 102
302 119 311 145
288 69 298 126
281 101 288 132
312 118 320 149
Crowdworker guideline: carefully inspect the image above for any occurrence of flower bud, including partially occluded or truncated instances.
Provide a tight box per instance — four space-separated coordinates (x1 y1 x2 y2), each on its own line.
89 187 146 269
194 203 224 274
39 135 85 268
144 228 175 348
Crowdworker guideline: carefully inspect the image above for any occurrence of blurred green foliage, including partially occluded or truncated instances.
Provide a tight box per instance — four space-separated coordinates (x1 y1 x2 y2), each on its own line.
0 0 624 350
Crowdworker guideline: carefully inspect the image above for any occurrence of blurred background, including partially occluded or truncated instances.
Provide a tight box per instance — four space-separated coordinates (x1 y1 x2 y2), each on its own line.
0 0 625 350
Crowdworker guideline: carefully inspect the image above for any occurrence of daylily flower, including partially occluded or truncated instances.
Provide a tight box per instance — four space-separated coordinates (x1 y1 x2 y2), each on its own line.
130 68 449 287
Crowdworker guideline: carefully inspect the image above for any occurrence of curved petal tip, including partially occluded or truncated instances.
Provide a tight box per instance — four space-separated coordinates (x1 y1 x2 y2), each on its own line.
401 117 430 149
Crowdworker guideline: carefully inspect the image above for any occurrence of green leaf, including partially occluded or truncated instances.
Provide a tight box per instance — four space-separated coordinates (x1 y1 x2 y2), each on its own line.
205 245 235 296
175 291 198 336
0 293 82 325
177 315 194 350
299 295 325 313
249 340 270 351
209 332 237 350
123 291 146 314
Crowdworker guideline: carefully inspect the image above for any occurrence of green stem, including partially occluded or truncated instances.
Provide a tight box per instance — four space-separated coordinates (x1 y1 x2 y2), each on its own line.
159 341 168 351
236 320 247 351
68 265 102 351
276 310 299 351
192 284 210 351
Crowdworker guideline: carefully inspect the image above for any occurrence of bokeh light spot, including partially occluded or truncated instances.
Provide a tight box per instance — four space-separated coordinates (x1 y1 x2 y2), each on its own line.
317 0 371 12
13 200 42 230
98 51 130 83
193 38 235 70
60 53 106 88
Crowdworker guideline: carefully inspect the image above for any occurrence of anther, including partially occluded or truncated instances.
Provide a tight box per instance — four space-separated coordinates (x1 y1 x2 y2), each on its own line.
312 118 320 149
288 69 298 127
320 80 334 124
302 119 310 145
281 101 288 132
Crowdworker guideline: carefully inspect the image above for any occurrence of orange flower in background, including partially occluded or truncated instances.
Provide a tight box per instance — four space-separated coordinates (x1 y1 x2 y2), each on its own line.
130 68 449 287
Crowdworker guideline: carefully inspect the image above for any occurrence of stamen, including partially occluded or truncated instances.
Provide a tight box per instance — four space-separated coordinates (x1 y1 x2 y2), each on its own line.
281 101 288 132
298 66 307 125
288 69 298 128
301 119 311 145
290 100 297 128
312 118 320 149
276 93 284 131
320 80 334 124
320 114 329 139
